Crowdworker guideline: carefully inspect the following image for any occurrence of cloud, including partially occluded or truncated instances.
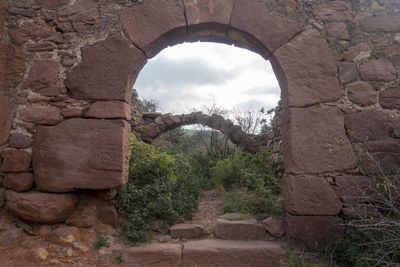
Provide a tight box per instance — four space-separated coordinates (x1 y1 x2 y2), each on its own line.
246 85 280 96
234 99 273 110
134 55 234 91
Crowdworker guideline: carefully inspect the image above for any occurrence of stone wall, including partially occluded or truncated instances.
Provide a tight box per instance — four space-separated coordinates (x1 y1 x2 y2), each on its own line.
0 0 399 249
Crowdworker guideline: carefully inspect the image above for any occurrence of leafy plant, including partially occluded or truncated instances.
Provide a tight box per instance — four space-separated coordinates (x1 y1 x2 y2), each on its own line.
93 232 110 250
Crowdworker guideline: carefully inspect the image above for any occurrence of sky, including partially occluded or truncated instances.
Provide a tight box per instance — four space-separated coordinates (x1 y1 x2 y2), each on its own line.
134 42 281 115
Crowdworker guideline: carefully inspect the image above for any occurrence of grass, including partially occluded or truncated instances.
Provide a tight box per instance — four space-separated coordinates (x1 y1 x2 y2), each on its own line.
93 232 110 251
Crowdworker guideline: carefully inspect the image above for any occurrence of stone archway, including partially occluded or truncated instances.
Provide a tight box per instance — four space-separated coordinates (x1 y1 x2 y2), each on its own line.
4 0 397 250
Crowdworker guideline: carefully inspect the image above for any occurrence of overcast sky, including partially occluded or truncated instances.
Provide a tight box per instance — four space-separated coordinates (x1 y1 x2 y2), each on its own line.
134 42 280 115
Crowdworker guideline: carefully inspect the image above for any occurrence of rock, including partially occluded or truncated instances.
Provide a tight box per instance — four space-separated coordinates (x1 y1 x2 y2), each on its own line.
282 106 356 174
324 22 350 39
152 220 170 234
85 101 131 120
335 175 372 204
9 133 32 149
5 190 79 224
0 188 4 207
313 1 353 21
47 226 78 244
220 213 252 221
0 94 12 145
214 219 266 240
229 0 304 55
385 45 400 58
85 189 116 201
342 42 371 62
262 217 285 238
367 139 400 153
170 224 204 239
117 243 182 267
119 0 187 58
65 33 146 102
9 22 52 44
338 62 357 84
0 223 23 248
39 225 52 236
184 0 234 40
345 110 389 141
61 107 84 118
286 215 344 250
284 175 342 216
73 242 90 253
3 173 34 192
33 119 130 192
271 29 341 108
8 7 37 18
347 81 376 106
20 105 62 125
183 239 285 267
143 123 161 140
380 88 400 110
359 14 400 32
393 120 400 138
36 0 62 8
6 45 25 89
66 194 117 227
0 149 31 172
23 59 62 96
33 247 49 260
58 0 100 25
360 59 397 81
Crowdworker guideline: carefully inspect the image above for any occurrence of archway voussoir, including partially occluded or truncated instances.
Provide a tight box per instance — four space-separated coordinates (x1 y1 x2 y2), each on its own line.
271 28 342 108
184 0 234 42
229 0 304 57
119 0 187 58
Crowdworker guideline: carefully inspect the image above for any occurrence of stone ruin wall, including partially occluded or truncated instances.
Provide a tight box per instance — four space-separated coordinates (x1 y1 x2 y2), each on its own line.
0 0 399 249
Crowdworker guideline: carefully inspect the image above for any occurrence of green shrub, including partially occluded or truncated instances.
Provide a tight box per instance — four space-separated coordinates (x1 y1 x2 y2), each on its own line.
116 136 202 244
93 232 110 250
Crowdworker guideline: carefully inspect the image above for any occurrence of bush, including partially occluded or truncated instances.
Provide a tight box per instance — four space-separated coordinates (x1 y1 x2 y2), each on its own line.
115 136 203 244
325 150 400 266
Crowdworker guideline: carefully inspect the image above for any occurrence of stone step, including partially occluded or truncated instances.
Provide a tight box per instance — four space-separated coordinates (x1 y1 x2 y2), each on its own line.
214 219 267 240
114 240 285 267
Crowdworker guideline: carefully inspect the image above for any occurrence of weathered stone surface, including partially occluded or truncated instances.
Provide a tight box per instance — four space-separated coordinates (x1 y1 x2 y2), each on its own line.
8 7 37 18
368 139 400 153
359 14 400 32
20 106 62 125
170 224 204 239
342 42 372 62
3 173 34 192
61 107 84 118
9 22 52 44
0 188 4 207
345 110 389 141
262 217 285 238
271 29 341 107
85 101 131 120
0 223 23 248
282 106 356 174
23 59 62 96
214 219 266 240
33 118 130 192
117 243 182 267
85 189 116 201
385 45 400 58
66 194 117 227
230 0 304 56
393 120 400 138
184 0 234 40
338 62 357 84
360 59 397 81
0 43 5 92
183 239 285 267
58 0 100 28
65 33 146 102
324 22 350 39
335 175 372 204
358 152 400 175
347 81 376 106
0 149 31 172
5 190 79 223
9 134 32 149
36 0 62 8
284 175 342 216
220 213 252 221
6 45 25 89
313 1 353 21
47 226 78 244
380 87 400 110
286 215 344 250
119 0 187 58
0 94 12 145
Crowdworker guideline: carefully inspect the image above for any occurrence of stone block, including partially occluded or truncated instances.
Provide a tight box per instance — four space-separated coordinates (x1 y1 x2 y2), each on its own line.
214 219 266 240
170 223 204 239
